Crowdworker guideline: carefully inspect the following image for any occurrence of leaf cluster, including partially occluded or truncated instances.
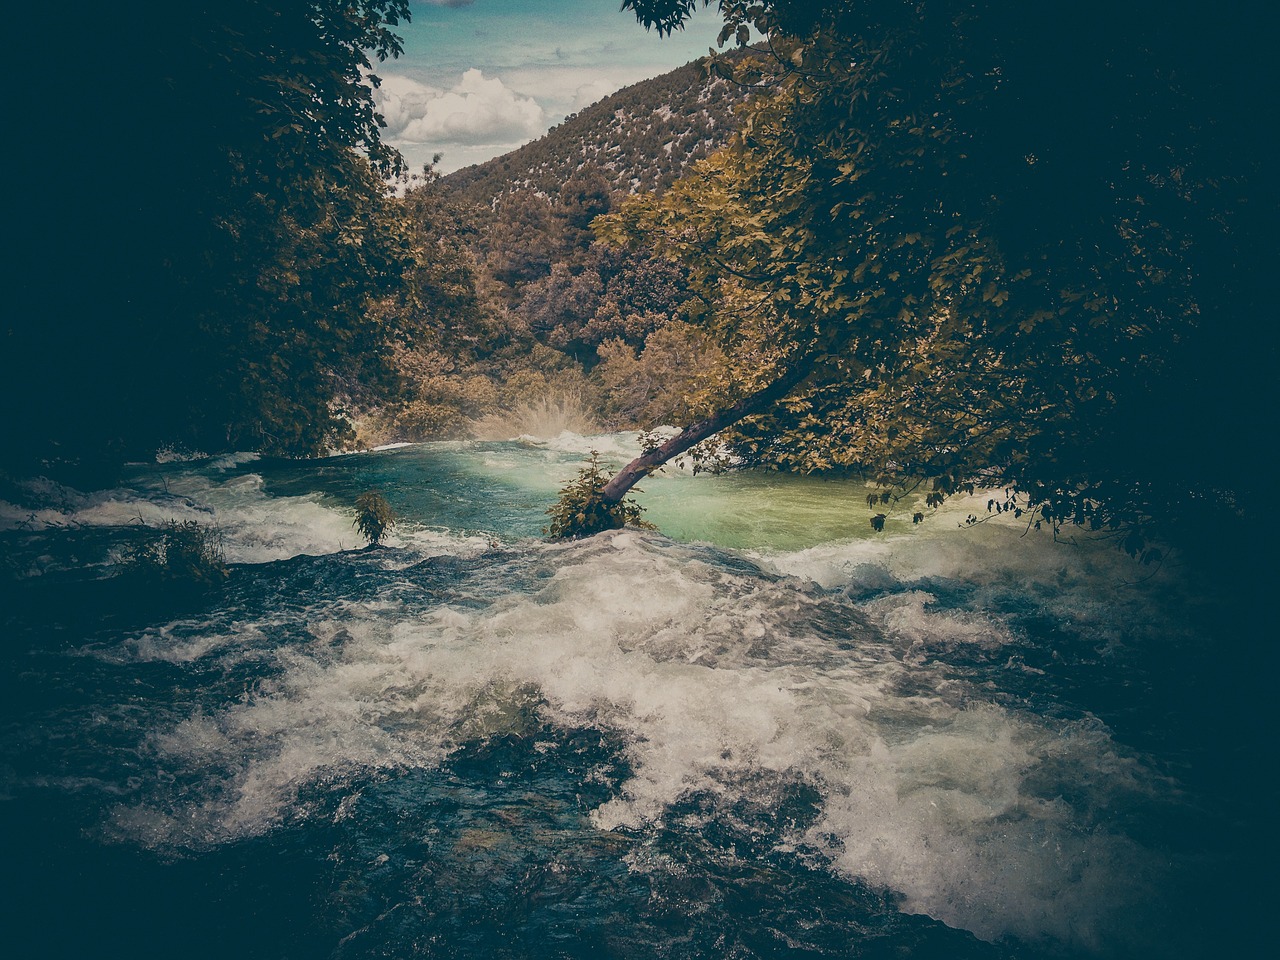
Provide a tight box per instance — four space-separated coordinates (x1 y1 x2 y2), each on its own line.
545 452 654 540
606 0 1276 553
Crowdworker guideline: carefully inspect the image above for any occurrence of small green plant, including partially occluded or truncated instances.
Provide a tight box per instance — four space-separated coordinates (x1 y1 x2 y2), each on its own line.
354 491 396 545
122 519 229 586
545 451 654 540
672 437 732 476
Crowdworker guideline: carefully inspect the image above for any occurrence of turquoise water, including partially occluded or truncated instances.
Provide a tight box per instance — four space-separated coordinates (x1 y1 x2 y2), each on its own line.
1 436 1267 958
255 439 900 550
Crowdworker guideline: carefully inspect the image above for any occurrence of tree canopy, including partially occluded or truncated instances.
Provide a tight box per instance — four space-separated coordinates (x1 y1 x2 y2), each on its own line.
6 2 414 475
593 0 1277 552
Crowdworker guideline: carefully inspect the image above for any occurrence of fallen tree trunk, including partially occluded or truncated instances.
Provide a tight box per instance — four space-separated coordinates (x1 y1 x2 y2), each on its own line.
601 363 812 503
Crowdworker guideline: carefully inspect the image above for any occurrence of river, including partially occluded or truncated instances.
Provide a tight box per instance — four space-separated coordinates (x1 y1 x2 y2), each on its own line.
1 434 1269 958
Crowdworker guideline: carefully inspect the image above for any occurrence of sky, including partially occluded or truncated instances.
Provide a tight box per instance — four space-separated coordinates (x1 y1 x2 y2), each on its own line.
375 0 728 173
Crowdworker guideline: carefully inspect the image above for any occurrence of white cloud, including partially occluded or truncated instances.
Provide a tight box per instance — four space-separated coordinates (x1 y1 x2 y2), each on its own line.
569 77 619 112
376 69 545 148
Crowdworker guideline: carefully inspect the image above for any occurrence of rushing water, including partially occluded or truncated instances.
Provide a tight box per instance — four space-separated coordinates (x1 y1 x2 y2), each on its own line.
1 435 1269 958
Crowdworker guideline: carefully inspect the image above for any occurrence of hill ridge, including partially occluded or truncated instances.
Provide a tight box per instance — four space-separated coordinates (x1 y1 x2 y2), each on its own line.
441 56 749 206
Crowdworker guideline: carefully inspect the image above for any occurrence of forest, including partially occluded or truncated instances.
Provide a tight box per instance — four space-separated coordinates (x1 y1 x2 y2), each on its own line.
4 0 1275 568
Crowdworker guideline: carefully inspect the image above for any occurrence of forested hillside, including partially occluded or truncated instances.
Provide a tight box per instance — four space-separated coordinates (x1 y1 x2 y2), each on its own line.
444 57 745 205
350 55 751 446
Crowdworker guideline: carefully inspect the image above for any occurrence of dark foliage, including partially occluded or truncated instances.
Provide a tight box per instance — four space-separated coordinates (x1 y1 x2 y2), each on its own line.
6 2 413 472
121 520 230 589
608 0 1278 556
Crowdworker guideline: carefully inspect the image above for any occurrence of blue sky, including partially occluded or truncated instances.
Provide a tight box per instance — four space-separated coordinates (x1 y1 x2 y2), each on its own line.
376 0 726 173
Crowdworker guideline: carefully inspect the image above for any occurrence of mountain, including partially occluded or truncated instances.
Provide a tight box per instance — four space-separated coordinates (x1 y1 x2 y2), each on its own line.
440 55 750 207
360 55 758 447
425 52 758 300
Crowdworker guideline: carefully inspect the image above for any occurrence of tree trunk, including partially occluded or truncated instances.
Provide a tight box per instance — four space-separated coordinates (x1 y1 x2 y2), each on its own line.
601 364 811 503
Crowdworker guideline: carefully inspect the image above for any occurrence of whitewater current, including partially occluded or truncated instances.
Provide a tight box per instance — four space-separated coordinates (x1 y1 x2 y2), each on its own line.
1 436 1266 959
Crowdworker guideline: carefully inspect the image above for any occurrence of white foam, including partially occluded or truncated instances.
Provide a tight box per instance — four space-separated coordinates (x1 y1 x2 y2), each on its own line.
808 708 1161 950
2 465 493 565
154 446 210 464
861 590 1016 663
0 477 216 534
148 471 363 562
537 430 648 458
111 530 1171 951
117 626 252 665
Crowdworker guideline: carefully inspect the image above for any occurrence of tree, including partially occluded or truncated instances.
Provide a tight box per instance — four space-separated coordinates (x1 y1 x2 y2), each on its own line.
583 0 1276 553
353 167 508 442
5 2 414 474
482 192 559 291
517 241 694 361
594 320 726 428
553 165 616 256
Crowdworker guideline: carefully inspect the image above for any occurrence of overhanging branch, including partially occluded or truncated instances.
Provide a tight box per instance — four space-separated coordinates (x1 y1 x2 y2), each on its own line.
601 361 813 503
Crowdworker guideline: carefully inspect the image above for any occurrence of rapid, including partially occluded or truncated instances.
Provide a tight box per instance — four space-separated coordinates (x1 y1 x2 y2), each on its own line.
1 435 1269 959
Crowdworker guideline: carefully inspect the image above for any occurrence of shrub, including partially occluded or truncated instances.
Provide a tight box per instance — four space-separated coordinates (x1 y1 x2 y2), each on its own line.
545 451 653 539
354 491 396 545
122 520 229 587
593 321 725 429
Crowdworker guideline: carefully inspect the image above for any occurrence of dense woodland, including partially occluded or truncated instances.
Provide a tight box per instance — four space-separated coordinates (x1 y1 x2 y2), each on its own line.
352 56 748 447
4 1 1275 565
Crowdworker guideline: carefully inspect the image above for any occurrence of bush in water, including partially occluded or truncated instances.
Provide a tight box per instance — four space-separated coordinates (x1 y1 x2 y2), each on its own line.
546 451 653 540
122 520 229 587
354 492 396 545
